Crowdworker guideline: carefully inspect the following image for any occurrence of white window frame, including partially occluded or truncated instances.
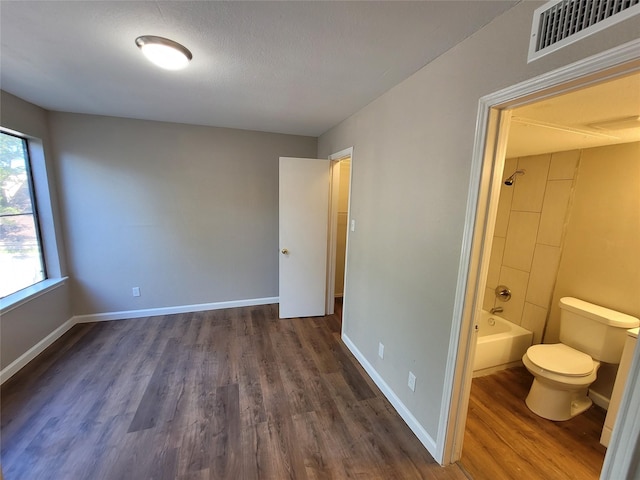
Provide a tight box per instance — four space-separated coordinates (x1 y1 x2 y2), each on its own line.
0 130 47 296
0 127 67 313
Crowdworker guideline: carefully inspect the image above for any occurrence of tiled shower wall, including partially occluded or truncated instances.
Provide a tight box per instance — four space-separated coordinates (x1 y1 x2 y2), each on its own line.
483 150 580 344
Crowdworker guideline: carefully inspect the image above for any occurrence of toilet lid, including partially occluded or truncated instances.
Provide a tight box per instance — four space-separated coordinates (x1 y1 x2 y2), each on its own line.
527 344 594 376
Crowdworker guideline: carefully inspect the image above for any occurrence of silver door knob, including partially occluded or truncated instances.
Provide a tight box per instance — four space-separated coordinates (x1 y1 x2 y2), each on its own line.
281 248 289 255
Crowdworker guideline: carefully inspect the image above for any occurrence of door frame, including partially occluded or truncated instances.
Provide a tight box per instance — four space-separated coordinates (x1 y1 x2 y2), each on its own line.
440 38 640 468
326 147 354 316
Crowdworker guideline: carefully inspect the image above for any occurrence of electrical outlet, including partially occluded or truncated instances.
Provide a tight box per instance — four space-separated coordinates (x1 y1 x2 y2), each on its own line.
408 371 416 392
132 287 141 297
378 342 384 359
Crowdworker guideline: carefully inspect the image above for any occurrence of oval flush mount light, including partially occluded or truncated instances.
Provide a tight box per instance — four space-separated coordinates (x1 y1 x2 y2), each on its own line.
135 35 192 70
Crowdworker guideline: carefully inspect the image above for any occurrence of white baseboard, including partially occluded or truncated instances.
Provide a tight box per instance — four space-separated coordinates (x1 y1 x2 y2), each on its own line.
341 333 439 459
73 296 279 323
472 360 523 378
0 317 76 385
589 388 610 410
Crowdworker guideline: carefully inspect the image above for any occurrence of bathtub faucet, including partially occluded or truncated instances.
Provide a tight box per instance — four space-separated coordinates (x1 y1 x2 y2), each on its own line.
490 306 503 314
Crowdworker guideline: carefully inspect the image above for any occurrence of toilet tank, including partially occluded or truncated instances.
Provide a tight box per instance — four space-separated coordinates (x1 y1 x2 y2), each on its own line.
559 297 640 363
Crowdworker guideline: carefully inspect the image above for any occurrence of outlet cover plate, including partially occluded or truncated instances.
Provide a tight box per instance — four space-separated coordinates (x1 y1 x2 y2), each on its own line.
408 372 416 392
378 342 384 359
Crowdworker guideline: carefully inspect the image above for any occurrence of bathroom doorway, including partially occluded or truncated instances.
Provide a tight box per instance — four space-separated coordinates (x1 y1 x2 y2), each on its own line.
443 49 640 477
462 72 640 478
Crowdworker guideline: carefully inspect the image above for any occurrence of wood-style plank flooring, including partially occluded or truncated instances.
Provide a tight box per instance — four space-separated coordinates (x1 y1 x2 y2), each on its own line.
1 303 468 480
461 367 607 480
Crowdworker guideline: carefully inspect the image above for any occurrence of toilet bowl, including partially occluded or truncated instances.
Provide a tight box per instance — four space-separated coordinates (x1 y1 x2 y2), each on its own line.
522 297 639 421
522 344 599 421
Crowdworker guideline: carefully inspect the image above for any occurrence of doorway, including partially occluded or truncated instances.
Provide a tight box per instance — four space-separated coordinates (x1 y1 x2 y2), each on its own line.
278 149 353 319
441 40 640 475
461 72 640 479
326 147 353 320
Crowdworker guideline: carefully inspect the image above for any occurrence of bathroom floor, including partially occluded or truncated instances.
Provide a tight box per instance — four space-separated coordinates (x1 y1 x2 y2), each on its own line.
461 367 607 480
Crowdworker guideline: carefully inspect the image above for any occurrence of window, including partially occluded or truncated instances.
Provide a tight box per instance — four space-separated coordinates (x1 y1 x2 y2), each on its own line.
0 131 46 298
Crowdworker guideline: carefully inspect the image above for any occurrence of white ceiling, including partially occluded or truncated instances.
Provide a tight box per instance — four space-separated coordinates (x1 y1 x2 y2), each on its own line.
507 72 640 158
0 1 516 137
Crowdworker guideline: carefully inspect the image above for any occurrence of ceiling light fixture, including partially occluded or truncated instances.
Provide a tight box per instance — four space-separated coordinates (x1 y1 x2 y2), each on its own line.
135 35 192 70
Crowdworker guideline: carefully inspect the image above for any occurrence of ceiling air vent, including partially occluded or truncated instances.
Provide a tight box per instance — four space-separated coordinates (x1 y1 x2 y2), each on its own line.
528 0 640 62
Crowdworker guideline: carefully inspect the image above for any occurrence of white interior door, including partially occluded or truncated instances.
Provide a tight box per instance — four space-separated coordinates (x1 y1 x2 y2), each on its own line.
279 157 330 319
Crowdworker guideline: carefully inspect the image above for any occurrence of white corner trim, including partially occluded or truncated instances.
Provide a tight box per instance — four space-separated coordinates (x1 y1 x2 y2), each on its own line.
0 316 76 384
73 296 279 323
341 333 439 460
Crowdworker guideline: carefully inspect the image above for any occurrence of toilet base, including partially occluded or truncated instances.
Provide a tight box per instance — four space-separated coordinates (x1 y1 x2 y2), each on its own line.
525 377 592 421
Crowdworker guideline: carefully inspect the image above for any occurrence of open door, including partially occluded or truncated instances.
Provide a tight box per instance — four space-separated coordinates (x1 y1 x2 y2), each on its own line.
279 157 331 319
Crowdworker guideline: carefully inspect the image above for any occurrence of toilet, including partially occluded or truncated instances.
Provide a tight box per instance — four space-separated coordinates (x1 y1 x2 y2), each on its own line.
522 297 639 421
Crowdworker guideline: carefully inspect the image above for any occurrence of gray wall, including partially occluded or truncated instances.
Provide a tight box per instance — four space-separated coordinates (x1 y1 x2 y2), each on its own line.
49 113 316 315
0 91 71 369
318 2 640 442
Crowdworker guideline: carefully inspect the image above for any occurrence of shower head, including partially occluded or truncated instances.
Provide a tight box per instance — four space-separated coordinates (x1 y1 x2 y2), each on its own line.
504 169 525 186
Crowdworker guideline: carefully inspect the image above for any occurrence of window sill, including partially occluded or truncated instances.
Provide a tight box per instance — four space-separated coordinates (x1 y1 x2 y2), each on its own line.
0 277 69 315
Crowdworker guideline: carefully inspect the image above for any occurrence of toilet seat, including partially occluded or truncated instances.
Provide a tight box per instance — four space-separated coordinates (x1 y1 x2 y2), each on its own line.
526 344 594 376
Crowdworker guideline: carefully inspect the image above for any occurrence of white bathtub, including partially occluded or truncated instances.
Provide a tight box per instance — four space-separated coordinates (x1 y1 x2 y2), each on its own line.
473 310 533 377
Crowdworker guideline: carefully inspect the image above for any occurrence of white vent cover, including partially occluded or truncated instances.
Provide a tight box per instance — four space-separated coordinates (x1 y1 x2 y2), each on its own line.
528 0 640 62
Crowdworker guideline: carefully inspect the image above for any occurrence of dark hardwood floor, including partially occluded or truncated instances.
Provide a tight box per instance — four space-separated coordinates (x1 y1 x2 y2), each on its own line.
1 303 467 480
461 367 607 480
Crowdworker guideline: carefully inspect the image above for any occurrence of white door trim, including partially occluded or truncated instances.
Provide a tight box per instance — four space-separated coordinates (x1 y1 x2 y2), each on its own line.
329 147 354 161
440 37 640 469
326 147 354 316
